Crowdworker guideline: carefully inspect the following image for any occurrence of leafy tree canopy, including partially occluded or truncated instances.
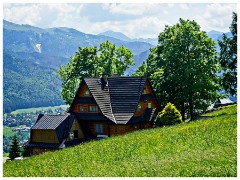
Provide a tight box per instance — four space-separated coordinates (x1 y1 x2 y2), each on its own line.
134 18 219 120
58 41 134 104
218 12 237 96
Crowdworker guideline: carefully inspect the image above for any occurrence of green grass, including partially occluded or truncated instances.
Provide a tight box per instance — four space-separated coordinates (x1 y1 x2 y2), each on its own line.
3 126 14 137
9 105 68 115
3 105 237 177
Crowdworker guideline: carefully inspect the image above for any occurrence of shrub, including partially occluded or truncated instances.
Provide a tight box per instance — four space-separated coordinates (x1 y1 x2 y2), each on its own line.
156 102 182 126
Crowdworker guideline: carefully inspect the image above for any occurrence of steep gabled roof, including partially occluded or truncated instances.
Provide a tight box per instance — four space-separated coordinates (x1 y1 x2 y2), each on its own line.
71 76 159 124
31 114 69 130
108 76 146 124
84 78 116 123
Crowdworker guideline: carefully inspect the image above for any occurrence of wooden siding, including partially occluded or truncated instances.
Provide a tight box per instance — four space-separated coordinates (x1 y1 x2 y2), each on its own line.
31 129 59 143
134 80 160 117
143 80 153 95
109 122 153 136
86 121 109 136
77 82 93 97
71 103 100 113
134 100 159 116
67 119 84 140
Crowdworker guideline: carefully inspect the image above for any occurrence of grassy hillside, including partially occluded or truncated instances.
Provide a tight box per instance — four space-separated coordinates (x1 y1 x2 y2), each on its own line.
3 105 237 177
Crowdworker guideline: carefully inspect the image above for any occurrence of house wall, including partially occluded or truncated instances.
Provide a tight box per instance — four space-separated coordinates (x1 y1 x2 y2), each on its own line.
109 122 153 136
86 121 109 136
135 100 159 116
71 103 100 113
134 80 160 117
77 82 93 97
67 119 85 140
31 129 59 143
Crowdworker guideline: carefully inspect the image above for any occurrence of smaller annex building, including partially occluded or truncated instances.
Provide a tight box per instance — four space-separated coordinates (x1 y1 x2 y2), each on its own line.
27 76 161 155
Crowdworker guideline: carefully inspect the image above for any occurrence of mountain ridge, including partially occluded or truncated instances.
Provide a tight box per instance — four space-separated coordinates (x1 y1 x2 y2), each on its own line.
3 19 230 112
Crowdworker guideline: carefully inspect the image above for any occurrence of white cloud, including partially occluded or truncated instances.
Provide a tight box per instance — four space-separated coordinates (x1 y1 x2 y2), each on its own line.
195 3 236 32
102 3 168 16
3 3 237 39
179 4 189 10
3 4 83 28
86 16 171 38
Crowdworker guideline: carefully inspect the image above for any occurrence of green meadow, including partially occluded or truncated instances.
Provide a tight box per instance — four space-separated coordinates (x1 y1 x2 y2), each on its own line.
3 105 237 177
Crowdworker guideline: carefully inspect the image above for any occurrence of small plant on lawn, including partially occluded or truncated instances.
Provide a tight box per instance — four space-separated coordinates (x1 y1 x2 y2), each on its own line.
9 134 21 160
156 102 182 126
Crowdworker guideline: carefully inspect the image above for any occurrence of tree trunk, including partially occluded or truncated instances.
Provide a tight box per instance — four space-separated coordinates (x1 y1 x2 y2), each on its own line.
181 102 185 121
189 98 194 121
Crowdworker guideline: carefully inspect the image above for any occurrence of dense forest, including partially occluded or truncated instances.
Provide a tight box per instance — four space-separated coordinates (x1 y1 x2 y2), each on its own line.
3 52 64 113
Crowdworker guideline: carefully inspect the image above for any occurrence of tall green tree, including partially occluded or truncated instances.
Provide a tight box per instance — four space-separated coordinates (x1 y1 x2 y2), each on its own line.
58 41 134 104
218 12 237 96
134 19 219 121
9 134 21 160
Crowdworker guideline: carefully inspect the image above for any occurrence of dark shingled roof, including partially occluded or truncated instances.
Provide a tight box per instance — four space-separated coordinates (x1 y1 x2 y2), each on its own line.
108 77 146 124
70 76 160 125
31 114 69 130
27 114 77 148
81 76 149 124
84 78 116 123
128 108 157 124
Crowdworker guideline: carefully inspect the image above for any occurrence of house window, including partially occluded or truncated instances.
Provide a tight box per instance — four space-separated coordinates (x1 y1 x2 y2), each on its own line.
95 124 103 133
148 103 152 108
137 104 142 110
89 105 98 112
69 131 74 140
79 105 84 112
143 86 146 94
74 130 78 139
85 90 90 96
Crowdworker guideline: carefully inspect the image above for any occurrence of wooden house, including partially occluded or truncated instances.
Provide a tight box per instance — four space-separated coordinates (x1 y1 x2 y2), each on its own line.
27 76 160 155
69 76 161 137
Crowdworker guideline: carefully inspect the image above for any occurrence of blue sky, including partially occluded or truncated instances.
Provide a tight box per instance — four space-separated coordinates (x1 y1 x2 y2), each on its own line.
3 3 237 38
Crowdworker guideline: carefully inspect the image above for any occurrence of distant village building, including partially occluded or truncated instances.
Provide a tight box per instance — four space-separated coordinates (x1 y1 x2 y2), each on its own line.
26 76 160 155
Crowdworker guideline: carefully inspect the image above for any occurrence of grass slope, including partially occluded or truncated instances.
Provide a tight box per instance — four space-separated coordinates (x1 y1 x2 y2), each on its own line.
10 105 68 115
3 105 237 177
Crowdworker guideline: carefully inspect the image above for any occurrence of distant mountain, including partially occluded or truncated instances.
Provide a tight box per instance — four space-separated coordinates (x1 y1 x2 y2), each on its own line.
207 30 231 52
99 30 158 46
98 30 131 42
3 20 231 113
3 20 154 112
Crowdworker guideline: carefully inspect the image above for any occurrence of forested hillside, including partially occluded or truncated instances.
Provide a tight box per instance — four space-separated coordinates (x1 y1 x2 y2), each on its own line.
3 20 229 113
3 20 153 113
3 52 63 113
